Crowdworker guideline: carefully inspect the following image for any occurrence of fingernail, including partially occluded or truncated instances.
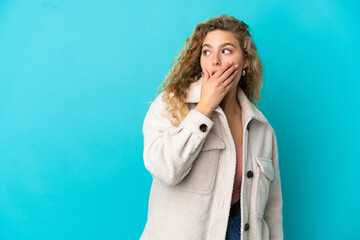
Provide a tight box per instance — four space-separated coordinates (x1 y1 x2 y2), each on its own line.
234 64 239 68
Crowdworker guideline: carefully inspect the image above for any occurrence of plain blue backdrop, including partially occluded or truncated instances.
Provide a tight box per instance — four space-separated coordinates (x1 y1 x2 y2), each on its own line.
0 0 359 239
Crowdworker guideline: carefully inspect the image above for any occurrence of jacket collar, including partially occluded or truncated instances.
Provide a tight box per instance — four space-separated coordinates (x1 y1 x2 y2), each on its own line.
185 76 267 123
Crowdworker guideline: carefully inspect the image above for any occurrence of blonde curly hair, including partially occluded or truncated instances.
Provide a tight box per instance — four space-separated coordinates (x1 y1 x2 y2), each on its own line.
152 14 263 127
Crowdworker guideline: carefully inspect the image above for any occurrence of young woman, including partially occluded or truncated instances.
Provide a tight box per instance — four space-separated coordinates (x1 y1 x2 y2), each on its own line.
140 15 283 240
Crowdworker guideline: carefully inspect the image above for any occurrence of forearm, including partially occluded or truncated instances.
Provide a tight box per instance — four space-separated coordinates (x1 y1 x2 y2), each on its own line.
143 108 214 186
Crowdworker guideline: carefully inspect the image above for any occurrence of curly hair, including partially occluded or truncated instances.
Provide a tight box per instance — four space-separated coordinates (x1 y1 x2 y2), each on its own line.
152 14 263 127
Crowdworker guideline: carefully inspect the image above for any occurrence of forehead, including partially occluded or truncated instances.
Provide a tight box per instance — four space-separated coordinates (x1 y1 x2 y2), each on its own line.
202 30 238 47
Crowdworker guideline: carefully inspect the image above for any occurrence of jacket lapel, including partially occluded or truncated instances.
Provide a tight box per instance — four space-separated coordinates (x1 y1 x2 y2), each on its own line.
185 76 267 123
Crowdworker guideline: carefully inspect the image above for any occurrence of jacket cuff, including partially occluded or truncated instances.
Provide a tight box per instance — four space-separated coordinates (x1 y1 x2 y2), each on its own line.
179 109 215 139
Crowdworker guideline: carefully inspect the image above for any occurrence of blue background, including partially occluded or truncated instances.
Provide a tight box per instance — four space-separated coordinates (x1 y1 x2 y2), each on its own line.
1 0 359 239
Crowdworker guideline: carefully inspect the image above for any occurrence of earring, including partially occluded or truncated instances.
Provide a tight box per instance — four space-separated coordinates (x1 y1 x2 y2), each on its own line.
242 69 246 76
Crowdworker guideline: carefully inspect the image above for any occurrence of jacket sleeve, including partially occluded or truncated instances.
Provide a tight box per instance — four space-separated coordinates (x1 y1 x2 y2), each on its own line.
142 94 215 186
263 130 284 240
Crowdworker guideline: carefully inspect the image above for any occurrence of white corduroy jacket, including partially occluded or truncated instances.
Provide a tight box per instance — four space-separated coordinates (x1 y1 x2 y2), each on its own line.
140 76 283 240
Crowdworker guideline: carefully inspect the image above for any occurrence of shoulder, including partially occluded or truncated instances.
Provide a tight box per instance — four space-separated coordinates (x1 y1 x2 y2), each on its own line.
249 102 274 131
252 106 277 141
143 92 175 129
147 92 170 119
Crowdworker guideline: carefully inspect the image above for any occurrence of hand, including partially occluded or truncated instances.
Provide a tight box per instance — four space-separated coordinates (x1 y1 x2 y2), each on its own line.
196 62 239 117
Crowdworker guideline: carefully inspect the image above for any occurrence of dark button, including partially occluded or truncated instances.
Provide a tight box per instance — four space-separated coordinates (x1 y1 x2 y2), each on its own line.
244 223 249 231
199 123 208 132
247 170 253 178
247 123 250 130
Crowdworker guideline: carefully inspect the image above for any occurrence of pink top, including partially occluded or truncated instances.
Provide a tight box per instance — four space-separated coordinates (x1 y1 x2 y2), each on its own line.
231 144 243 204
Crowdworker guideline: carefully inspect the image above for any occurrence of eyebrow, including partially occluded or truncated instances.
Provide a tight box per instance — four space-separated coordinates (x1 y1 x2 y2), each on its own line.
202 42 236 49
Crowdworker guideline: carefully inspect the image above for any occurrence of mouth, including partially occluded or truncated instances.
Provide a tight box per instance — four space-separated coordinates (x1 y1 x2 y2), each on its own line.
211 70 217 76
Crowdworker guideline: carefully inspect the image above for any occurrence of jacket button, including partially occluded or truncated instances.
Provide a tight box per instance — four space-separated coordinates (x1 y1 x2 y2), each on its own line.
199 124 208 132
247 123 250 130
244 223 249 231
247 170 253 178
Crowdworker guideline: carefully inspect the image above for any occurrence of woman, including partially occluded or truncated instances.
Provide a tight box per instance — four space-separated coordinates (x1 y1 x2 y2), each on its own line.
140 15 283 240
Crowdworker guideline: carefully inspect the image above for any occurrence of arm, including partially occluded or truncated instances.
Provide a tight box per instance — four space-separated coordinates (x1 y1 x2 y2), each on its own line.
263 130 284 240
142 94 214 186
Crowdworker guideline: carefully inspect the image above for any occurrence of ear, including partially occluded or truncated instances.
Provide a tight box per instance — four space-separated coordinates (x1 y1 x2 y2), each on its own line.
243 57 249 69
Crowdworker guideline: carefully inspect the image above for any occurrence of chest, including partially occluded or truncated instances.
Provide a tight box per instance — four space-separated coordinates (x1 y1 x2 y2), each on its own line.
226 114 243 148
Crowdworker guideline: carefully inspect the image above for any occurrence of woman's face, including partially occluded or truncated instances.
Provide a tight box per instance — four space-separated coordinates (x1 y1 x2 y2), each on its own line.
200 30 248 85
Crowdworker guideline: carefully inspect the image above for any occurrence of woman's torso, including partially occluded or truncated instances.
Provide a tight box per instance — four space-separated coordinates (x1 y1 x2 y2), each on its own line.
226 110 244 204
140 87 280 240
226 112 243 147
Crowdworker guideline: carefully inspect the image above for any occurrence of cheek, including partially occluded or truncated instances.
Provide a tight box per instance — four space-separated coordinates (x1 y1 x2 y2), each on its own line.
225 53 242 64
227 56 242 64
200 56 205 65
200 59 207 71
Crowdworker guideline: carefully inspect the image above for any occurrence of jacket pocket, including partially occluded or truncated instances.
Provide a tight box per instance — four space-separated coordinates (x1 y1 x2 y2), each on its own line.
173 132 225 195
254 157 274 217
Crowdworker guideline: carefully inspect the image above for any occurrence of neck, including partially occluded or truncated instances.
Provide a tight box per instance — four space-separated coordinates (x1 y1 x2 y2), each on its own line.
219 86 241 115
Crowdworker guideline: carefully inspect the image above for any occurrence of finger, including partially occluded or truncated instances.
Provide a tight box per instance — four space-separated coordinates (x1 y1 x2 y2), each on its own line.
203 69 209 82
220 64 239 83
213 62 233 79
223 69 238 89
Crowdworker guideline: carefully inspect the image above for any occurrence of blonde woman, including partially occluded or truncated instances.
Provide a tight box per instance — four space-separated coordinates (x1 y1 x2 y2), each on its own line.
140 15 283 240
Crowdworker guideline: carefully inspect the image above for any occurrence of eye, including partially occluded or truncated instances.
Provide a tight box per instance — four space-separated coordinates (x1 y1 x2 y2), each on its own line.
222 49 231 54
202 50 210 56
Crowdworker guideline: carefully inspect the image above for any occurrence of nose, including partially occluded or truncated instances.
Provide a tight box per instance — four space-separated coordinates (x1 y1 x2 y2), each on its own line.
212 53 221 66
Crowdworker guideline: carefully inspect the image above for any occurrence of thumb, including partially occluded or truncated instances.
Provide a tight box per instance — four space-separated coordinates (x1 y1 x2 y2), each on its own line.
202 69 209 83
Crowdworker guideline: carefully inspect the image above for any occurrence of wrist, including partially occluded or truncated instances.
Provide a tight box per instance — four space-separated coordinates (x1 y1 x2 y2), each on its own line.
195 102 213 118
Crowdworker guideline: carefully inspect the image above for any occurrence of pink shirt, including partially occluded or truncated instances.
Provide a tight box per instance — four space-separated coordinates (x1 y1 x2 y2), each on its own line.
231 144 243 204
